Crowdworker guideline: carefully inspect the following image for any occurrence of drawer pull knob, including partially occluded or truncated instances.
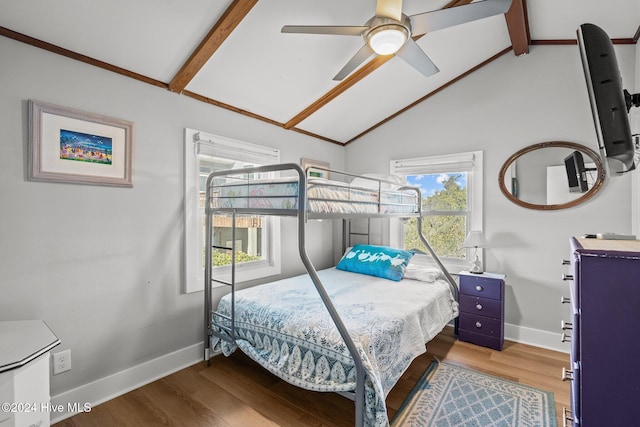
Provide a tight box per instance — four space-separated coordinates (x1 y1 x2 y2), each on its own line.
561 320 573 330
560 297 571 304
562 274 574 281
561 332 571 343
476 303 483 310
561 367 574 381
475 321 482 328
563 407 574 427
562 259 570 265
475 285 483 291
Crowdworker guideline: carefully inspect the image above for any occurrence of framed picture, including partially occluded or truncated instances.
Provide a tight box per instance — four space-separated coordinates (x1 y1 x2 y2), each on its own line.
300 158 330 179
28 99 134 187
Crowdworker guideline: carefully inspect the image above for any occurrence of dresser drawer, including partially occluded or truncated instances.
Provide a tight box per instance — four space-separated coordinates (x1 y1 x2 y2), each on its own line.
459 275 503 300
459 294 502 319
459 313 502 338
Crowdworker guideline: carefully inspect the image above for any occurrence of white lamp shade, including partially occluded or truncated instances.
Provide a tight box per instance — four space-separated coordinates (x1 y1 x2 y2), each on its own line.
463 230 488 248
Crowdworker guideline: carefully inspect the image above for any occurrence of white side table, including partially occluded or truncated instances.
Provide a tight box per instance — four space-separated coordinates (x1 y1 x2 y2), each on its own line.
0 320 60 427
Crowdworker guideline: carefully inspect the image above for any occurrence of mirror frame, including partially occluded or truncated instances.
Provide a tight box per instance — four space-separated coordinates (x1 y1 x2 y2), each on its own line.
498 141 606 210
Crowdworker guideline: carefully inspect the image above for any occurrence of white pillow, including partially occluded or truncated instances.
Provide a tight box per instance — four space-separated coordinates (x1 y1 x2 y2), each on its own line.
403 264 443 282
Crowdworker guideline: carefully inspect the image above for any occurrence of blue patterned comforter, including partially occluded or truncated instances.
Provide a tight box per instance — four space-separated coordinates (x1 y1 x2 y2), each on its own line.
212 268 458 426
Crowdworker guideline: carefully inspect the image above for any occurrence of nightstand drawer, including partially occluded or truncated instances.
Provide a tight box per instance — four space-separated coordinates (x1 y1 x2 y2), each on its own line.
459 294 502 319
458 329 503 351
459 275 503 300
459 313 502 338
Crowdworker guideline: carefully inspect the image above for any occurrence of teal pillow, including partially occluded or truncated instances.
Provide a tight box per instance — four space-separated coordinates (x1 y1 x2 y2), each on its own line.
336 244 414 281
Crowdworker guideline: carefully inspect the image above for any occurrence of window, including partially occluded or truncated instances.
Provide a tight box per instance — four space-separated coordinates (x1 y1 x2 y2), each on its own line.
390 151 483 272
184 129 281 293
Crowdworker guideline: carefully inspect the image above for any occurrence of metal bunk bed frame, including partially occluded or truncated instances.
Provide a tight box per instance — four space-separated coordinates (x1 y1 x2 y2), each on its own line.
203 163 458 427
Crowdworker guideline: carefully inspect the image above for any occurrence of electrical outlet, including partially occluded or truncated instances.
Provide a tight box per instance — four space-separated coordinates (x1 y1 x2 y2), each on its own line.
52 349 71 375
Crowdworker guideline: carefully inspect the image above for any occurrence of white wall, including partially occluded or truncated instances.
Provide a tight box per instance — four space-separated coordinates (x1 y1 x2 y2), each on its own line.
0 36 343 401
346 44 637 348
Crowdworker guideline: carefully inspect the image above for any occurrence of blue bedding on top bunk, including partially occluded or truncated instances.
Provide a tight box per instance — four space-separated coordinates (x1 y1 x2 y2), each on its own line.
212 267 458 426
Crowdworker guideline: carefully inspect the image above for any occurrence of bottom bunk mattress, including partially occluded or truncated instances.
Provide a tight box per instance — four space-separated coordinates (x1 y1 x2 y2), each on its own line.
211 267 458 426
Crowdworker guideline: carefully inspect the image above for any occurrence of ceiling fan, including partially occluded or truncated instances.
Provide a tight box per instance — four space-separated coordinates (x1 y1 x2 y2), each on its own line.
282 0 512 81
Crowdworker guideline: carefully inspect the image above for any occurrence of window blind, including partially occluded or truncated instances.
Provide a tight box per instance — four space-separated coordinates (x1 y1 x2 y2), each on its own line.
194 131 280 165
390 152 477 175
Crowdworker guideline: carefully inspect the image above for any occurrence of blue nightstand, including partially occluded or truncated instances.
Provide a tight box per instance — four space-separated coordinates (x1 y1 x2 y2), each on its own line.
457 271 505 351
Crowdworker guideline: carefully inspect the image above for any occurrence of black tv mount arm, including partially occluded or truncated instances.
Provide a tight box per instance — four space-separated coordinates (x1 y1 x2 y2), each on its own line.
625 89 640 112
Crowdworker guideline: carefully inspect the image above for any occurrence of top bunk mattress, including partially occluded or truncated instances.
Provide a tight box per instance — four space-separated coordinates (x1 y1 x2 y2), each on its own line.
209 177 419 215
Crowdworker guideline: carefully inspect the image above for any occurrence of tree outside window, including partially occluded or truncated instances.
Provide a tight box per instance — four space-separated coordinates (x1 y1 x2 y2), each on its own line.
391 151 482 273
403 172 468 260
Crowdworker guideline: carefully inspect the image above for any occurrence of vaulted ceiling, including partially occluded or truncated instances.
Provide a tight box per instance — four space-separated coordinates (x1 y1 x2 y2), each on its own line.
1 0 638 145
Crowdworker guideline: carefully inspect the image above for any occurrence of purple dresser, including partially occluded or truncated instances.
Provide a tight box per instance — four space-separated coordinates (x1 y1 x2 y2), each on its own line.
563 237 640 426
458 271 505 351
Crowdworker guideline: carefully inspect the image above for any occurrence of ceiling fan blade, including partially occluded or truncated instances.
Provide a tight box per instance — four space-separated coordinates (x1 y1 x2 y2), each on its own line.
333 44 376 81
375 0 403 21
282 25 369 36
410 0 512 36
395 38 439 77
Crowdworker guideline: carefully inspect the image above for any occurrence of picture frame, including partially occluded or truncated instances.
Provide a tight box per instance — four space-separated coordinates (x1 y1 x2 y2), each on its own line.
300 158 330 179
28 99 134 187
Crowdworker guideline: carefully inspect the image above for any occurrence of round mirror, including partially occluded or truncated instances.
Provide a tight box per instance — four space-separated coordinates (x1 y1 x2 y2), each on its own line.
499 141 606 210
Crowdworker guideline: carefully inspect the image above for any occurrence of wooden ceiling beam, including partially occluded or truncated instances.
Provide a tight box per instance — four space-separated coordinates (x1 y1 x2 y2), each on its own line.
168 0 258 93
443 0 473 7
505 0 530 55
0 26 168 89
283 55 393 130
181 90 343 145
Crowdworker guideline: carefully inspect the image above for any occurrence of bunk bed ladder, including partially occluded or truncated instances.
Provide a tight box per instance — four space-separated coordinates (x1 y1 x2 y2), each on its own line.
342 218 370 250
216 212 237 342
204 206 238 363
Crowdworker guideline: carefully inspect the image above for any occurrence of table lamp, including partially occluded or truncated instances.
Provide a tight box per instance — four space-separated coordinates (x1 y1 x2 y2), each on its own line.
463 230 488 274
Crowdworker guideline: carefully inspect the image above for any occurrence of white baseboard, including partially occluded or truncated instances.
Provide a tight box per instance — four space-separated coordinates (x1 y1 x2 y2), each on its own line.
50 342 205 424
50 323 568 424
504 322 570 354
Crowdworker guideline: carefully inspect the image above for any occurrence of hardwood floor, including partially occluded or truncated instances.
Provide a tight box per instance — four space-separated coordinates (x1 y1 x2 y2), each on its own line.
54 327 570 426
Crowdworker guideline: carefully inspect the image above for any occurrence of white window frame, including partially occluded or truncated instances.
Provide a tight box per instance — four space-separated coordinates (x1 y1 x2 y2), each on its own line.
183 129 281 293
389 151 483 273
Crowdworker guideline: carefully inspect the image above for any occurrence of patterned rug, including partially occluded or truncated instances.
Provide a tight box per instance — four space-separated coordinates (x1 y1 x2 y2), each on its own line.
391 361 557 427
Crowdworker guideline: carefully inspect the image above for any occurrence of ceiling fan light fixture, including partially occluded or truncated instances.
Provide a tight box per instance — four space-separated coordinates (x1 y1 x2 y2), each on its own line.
366 24 408 55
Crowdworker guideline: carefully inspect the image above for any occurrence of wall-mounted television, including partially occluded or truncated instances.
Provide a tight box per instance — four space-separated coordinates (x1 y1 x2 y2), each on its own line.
564 150 589 193
577 23 639 176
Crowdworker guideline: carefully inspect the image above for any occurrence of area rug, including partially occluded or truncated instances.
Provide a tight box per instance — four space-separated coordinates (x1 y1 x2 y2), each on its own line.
391 361 557 427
